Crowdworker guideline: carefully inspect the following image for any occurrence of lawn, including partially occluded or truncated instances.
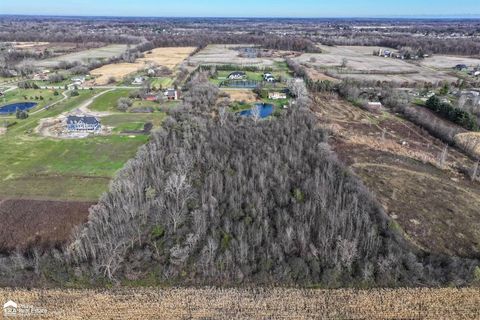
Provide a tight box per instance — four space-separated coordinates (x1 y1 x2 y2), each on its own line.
150 77 174 89
103 113 166 133
0 88 64 113
89 89 134 112
0 89 151 201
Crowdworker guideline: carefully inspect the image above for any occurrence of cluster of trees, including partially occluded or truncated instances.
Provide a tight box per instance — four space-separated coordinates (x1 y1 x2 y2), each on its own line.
64 77 476 287
117 97 133 112
426 96 479 131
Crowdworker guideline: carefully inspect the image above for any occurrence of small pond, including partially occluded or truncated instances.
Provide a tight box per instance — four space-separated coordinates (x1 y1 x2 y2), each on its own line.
238 103 274 119
0 102 37 114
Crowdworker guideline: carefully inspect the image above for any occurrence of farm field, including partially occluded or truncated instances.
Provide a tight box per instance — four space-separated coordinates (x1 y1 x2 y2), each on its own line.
90 47 196 85
188 44 286 67
0 288 478 319
0 199 93 251
420 55 480 69
295 45 458 84
313 93 480 257
35 44 129 68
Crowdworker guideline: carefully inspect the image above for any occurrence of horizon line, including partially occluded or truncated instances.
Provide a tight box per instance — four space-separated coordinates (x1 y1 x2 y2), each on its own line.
1 13 480 20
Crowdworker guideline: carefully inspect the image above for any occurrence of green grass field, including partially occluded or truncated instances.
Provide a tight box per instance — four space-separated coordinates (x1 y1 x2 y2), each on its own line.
89 89 134 112
0 89 152 201
0 88 64 113
103 113 166 133
150 77 174 89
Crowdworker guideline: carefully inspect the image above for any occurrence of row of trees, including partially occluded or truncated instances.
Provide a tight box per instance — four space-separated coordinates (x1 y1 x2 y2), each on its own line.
425 96 479 131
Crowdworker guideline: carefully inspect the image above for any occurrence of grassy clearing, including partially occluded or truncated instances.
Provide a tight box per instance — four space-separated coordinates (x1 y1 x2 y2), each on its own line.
150 77 174 88
103 113 166 132
89 89 133 112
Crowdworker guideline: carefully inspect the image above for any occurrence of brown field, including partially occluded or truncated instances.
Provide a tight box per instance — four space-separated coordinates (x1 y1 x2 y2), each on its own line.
313 93 480 257
455 132 480 158
420 55 480 69
90 47 196 85
221 88 259 103
35 44 129 68
296 46 458 84
0 287 478 319
12 42 50 49
0 199 92 252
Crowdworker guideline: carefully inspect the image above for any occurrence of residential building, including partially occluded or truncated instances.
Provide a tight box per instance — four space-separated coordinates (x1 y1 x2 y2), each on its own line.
66 115 101 132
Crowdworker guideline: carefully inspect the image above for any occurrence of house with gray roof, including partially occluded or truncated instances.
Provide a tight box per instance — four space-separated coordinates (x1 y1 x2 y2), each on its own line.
66 115 101 132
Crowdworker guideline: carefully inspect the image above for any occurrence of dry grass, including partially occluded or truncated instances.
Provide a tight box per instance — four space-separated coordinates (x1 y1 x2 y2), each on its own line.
12 42 50 49
90 47 195 85
455 132 480 158
420 55 480 69
36 44 129 68
0 287 478 319
314 93 480 257
221 89 259 103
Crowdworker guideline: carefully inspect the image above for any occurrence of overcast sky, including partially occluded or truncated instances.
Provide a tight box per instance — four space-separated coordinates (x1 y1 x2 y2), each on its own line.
1 0 479 18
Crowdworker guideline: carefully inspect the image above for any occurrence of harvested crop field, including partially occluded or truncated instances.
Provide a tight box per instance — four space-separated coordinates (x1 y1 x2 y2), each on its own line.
313 93 480 257
0 287 478 319
188 44 284 67
221 88 259 103
90 47 196 85
0 199 92 252
296 45 458 84
35 44 129 68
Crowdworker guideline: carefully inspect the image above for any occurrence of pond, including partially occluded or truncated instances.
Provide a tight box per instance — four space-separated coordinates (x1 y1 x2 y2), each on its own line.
238 103 274 119
0 102 37 114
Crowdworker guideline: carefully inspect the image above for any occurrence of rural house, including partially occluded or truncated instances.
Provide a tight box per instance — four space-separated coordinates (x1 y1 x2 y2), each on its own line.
263 73 276 82
145 93 159 101
164 89 178 100
228 71 247 80
66 115 101 132
132 76 145 85
268 91 287 100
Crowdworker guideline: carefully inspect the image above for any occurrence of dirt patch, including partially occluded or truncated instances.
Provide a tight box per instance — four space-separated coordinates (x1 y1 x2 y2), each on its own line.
221 89 259 103
314 93 480 257
0 199 93 252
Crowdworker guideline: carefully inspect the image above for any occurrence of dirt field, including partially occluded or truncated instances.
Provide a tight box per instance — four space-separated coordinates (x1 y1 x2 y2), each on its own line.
0 199 92 252
0 287 478 319
90 47 196 85
221 89 259 103
313 93 480 257
188 44 285 67
12 42 50 49
296 46 458 84
36 44 129 68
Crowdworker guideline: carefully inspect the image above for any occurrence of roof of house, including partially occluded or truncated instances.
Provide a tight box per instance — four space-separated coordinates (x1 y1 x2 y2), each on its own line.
165 89 177 96
229 71 246 76
67 115 100 125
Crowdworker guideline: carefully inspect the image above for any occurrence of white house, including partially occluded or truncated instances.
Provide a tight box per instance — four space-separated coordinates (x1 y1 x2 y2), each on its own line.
228 71 246 80
3 300 17 316
132 77 145 85
268 91 287 100
164 89 178 100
